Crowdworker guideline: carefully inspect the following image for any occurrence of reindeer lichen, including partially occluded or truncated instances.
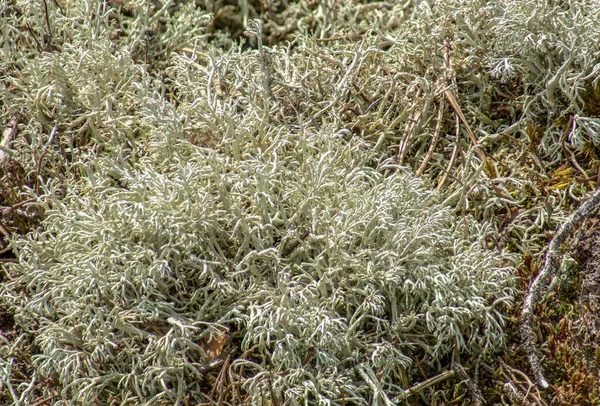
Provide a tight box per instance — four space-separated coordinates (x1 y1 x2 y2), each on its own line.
2 0 600 404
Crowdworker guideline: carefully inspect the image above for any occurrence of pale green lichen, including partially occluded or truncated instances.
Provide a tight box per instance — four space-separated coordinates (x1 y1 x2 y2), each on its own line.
4 126 515 404
1 0 600 404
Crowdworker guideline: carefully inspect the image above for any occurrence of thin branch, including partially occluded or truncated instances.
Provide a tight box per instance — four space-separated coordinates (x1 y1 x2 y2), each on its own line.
416 99 445 177
392 370 455 403
444 88 486 163
560 115 595 190
41 0 53 48
438 115 461 190
453 363 484 406
0 115 20 170
520 186 600 388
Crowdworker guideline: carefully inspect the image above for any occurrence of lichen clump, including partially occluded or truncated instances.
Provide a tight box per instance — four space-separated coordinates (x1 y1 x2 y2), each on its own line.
5 123 514 402
2 0 600 403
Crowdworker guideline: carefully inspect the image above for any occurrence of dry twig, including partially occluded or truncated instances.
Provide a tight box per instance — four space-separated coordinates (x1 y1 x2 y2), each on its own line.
453 362 484 406
392 369 456 403
521 187 600 388
0 115 20 171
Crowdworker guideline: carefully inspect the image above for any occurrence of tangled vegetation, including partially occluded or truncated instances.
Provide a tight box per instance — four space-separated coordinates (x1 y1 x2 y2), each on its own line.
1 0 599 404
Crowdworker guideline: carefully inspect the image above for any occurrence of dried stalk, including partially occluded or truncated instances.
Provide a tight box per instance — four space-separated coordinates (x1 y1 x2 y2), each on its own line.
560 115 595 190
521 186 600 388
438 115 461 190
416 99 445 177
0 115 20 171
392 370 455 403
453 362 484 406
443 89 486 163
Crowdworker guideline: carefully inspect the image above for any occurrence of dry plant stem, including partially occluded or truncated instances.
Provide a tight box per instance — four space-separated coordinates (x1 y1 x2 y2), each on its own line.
267 372 279 406
499 359 545 405
197 357 226 376
0 115 20 170
521 186 600 388
438 115 461 190
209 356 230 404
41 0 53 47
0 221 11 253
30 394 58 406
416 100 445 177
453 362 484 406
1 199 37 220
392 370 455 403
398 89 424 165
227 363 243 405
416 45 452 177
23 22 43 53
281 229 310 257
398 109 421 164
443 89 486 163
0 243 12 255
561 115 595 190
